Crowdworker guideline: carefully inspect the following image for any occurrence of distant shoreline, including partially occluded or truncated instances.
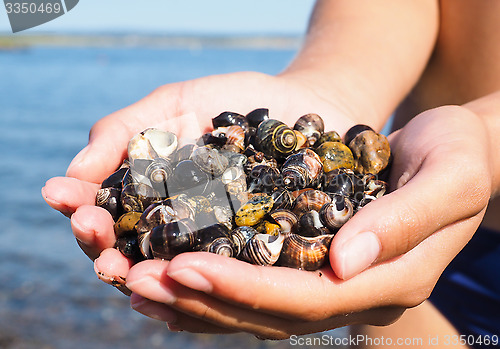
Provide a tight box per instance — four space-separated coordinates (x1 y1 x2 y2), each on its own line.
0 33 303 50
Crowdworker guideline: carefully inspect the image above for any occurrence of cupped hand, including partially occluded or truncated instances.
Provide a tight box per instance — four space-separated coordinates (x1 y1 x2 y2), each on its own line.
41 71 357 261
122 105 492 338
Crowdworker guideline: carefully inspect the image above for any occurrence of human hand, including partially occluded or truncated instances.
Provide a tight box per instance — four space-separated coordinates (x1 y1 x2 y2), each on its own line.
41 71 357 279
120 106 492 338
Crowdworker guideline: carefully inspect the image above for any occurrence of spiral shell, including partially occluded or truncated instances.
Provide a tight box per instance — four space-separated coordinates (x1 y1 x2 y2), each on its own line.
172 160 212 195
101 165 129 190
231 226 258 256
212 125 245 151
297 210 330 237
324 171 364 201
270 209 298 234
318 197 353 231
135 198 194 236
293 113 325 147
292 189 332 218
270 188 295 210
255 119 297 160
246 164 282 194
114 235 144 263
145 158 173 185
190 146 229 177
239 233 284 266
281 148 323 190
127 128 178 161
277 233 333 270
120 183 159 213
140 218 198 260
96 187 123 220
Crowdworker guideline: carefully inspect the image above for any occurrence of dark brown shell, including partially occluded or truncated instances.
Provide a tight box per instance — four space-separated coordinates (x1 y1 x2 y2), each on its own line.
293 113 325 147
318 197 353 231
292 189 332 218
277 233 333 270
146 218 198 260
281 148 323 190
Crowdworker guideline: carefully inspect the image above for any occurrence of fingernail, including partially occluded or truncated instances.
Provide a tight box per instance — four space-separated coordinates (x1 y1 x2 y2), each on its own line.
126 276 177 304
131 294 177 323
167 268 212 293
338 231 381 279
67 145 91 175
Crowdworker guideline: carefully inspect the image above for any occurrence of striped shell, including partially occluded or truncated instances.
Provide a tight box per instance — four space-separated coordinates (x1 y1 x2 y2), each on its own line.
239 233 284 266
277 233 333 271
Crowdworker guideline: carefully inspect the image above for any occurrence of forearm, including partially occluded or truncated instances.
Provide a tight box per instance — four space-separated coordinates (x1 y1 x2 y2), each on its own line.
280 0 439 130
463 90 500 197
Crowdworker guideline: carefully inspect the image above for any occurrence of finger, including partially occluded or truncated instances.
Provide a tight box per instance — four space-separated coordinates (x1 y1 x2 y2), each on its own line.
71 205 116 260
65 85 206 184
130 293 236 334
94 248 133 288
126 259 405 339
330 108 491 279
42 177 100 217
152 211 479 329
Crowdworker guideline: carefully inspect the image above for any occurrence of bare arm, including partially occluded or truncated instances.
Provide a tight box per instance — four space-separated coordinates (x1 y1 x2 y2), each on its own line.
281 0 439 129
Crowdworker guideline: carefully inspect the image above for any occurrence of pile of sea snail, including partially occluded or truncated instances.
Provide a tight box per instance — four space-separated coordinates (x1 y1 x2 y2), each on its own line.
96 109 391 271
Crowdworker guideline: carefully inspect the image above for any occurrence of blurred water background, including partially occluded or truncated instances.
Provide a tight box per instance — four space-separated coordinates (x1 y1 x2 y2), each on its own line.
0 40 349 349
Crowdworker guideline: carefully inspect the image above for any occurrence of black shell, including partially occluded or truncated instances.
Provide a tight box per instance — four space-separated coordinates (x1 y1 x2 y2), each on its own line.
96 187 123 221
245 108 269 128
297 210 330 237
247 164 282 194
343 124 374 146
101 165 129 189
255 119 297 160
172 160 212 195
323 171 364 201
212 111 249 132
120 183 159 213
149 218 198 260
115 235 145 264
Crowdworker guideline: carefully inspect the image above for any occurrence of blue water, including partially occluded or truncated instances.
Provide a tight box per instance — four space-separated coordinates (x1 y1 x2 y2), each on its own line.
0 45 347 348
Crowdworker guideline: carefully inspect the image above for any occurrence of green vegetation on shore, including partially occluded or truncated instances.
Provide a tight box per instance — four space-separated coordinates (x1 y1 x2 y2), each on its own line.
0 33 302 50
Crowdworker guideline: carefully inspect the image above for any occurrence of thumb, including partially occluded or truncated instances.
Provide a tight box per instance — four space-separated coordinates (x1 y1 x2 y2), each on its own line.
329 133 490 280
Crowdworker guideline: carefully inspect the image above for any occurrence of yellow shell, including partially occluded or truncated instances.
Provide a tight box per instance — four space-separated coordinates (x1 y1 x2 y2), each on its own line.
235 194 274 226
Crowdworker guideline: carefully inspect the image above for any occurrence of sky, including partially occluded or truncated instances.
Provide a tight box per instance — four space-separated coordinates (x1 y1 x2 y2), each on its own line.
1 0 316 35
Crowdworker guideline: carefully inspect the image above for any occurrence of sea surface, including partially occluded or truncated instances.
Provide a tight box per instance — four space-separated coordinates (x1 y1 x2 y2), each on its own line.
0 44 348 349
